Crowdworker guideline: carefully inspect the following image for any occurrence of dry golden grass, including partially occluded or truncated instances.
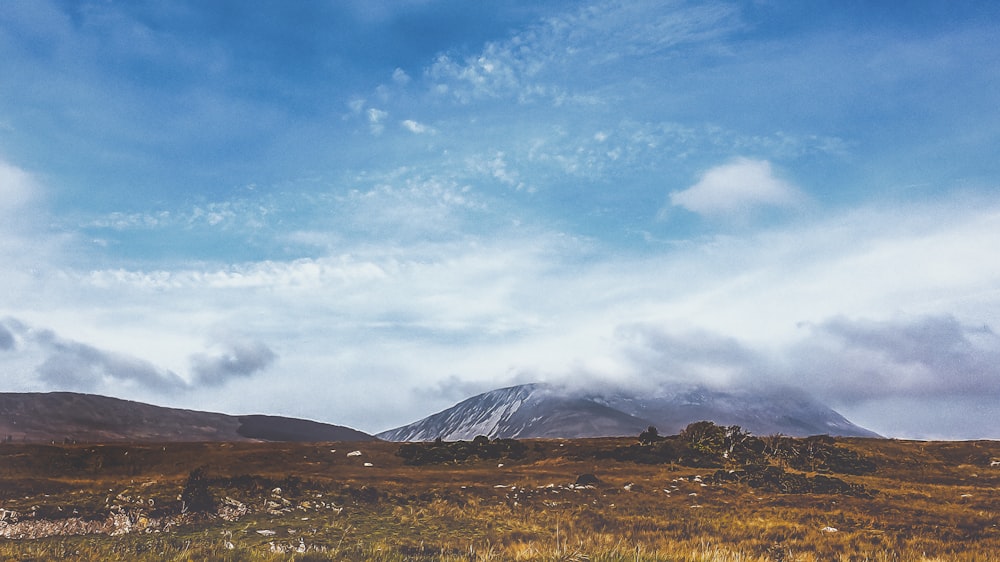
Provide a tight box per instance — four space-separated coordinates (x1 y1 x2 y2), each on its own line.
0 437 997 561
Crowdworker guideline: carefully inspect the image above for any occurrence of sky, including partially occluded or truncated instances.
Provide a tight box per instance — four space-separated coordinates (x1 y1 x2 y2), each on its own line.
1 0 999 439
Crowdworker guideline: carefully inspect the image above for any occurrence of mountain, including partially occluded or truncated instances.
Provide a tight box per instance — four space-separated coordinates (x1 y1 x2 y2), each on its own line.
595 386 880 438
0 392 376 443
376 384 650 442
377 383 880 441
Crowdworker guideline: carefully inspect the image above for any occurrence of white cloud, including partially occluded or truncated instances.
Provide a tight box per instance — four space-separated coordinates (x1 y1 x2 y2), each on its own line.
0 158 49 252
392 67 411 85
400 119 432 134
425 1 740 105
669 157 803 216
466 151 528 191
0 158 37 216
0 158 63 307
347 98 366 114
367 107 388 134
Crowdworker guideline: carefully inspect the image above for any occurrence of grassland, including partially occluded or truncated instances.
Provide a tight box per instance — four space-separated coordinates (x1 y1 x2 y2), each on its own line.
0 436 997 561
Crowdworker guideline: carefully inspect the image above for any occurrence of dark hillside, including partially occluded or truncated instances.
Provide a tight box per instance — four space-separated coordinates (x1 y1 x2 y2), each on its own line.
0 392 372 443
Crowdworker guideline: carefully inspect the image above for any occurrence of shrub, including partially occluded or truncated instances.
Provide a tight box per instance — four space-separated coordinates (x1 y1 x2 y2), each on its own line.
638 425 661 445
180 466 215 514
765 435 877 475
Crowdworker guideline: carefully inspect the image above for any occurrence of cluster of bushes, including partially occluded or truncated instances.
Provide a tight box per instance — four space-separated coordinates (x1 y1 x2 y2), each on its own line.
763 434 877 475
609 422 765 468
611 422 876 475
710 464 875 497
396 435 527 466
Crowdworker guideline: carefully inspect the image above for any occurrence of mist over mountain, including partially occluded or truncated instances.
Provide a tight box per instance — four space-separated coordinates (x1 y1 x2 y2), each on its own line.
0 392 375 443
377 383 879 441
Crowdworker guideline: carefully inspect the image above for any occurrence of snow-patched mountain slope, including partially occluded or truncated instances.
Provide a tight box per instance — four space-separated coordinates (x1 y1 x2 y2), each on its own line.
376 383 649 442
377 383 879 441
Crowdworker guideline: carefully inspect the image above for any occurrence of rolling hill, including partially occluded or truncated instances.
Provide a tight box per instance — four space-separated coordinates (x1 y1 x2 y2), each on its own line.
0 392 375 443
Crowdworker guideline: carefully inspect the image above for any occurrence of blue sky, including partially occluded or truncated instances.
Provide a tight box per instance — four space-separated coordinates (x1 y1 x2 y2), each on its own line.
2 0 1000 438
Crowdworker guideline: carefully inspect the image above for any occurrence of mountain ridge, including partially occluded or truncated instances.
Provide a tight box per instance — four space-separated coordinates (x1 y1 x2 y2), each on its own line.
377 383 880 441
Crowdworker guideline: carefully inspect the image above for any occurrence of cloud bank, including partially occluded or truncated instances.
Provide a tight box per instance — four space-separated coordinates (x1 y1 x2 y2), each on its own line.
792 315 1000 402
0 318 276 401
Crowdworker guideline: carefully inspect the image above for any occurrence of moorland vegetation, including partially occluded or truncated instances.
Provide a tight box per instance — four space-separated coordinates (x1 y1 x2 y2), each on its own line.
0 422 998 561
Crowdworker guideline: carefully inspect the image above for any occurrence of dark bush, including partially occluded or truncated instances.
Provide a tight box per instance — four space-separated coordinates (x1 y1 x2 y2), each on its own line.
766 435 877 475
609 422 764 468
710 465 875 497
638 426 661 445
181 466 215 513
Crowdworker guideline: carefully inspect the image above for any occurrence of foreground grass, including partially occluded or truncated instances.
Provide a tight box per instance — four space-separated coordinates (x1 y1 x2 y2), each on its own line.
0 438 998 560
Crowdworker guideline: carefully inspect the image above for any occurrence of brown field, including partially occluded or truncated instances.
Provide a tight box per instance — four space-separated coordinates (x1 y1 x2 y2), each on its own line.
0 436 998 561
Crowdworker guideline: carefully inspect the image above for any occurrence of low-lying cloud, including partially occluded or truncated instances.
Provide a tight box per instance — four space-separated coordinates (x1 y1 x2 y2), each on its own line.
32 330 187 393
607 314 1000 404
614 323 767 389
190 341 277 387
0 318 276 396
791 315 1000 402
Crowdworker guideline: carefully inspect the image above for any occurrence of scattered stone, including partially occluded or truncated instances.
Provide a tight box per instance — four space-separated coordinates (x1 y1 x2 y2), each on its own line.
218 498 248 522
